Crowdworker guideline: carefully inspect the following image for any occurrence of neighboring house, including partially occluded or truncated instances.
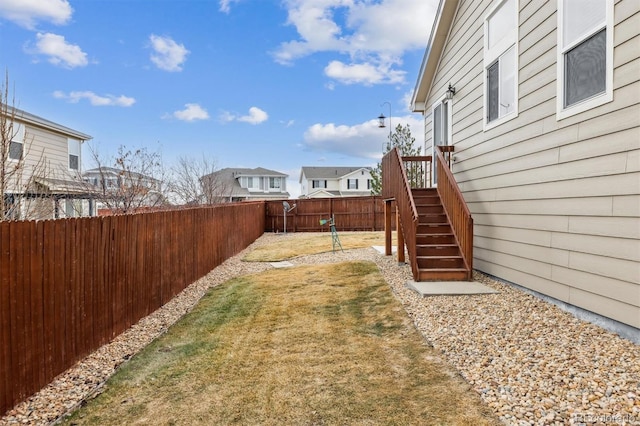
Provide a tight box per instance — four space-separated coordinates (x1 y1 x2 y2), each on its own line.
83 166 164 213
202 167 290 202
411 0 639 334
1 105 95 219
299 166 373 198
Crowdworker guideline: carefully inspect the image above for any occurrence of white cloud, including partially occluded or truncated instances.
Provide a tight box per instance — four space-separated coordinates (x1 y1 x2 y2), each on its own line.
302 114 425 160
53 90 135 107
31 33 87 68
149 34 189 72
324 60 405 85
272 0 437 85
220 107 268 125
169 103 210 122
219 0 241 13
0 0 73 29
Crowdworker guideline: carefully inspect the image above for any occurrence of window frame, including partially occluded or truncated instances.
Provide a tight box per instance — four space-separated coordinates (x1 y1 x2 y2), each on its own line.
483 0 519 130
556 0 613 120
268 177 281 190
312 179 327 189
68 138 80 171
8 121 25 161
347 179 358 190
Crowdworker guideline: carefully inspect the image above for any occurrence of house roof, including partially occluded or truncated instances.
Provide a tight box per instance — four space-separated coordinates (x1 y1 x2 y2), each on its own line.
299 166 371 182
33 177 99 197
205 167 287 179
2 104 93 141
411 0 460 112
84 167 159 182
203 167 290 199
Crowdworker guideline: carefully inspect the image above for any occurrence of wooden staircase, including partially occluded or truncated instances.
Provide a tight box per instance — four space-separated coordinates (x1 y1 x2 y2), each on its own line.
382 146 473 282
413 188 469 281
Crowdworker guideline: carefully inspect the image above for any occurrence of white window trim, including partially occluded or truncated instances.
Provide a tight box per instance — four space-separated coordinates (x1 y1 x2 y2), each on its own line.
68 138 81 171
431 93 453 187
556 0 613 120
8 121 25 162
483 0 519 131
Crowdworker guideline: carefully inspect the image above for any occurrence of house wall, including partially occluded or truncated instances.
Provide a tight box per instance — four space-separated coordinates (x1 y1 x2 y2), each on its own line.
302 178 341 195
420 0 639 328
25 124 79 180
339 170 372 193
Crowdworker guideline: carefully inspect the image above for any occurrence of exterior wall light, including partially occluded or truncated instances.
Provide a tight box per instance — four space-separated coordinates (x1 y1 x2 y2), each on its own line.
445 83 456 100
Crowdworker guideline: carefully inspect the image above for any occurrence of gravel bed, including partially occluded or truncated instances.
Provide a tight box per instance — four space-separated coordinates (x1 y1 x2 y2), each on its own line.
2 233 638 425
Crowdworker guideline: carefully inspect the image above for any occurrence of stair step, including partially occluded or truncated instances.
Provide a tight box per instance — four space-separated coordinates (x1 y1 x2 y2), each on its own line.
416 233 456 244
416 244 461 256
416 256 465 269
417 223 451 234
418 268 471 281
416 205 444 214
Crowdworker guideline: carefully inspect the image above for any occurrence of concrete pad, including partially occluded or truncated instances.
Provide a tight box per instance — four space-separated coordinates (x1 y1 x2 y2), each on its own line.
406 280 499 296
372 245 397 254
270 261 294 268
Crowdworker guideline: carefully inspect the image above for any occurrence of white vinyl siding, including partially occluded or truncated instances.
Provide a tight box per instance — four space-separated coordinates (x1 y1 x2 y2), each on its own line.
557 0 614 119
483 0 518 129
416 0 640 328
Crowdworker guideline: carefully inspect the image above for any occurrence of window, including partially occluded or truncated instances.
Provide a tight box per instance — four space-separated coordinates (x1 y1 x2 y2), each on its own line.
557 0 612 118
432 97 452 185
312 180 327 188
484 0 518 128
347 179 358 190
367 179 372 190
8 122 24 160
68 138 80 170
269 177 281 189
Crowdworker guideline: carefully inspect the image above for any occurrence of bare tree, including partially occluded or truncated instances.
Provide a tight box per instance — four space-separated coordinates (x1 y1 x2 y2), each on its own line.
86 144 169 214
168 155 231 205
0 71 54 221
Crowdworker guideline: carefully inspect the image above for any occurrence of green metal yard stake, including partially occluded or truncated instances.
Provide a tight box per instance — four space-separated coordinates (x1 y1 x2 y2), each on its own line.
319 216 343 253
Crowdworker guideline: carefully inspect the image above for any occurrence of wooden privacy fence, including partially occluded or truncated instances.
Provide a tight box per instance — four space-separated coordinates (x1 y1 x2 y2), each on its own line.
265 196 392 233
0 202 265 415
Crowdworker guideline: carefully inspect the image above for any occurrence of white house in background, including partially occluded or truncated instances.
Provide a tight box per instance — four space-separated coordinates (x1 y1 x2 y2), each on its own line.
202 167 290 202
1 105 95 220
299 166 373 198
411 0 639 336
83 166 164 212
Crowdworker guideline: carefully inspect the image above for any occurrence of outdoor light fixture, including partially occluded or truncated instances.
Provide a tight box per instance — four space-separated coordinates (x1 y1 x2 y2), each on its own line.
445 83 456 100
378 101 392 151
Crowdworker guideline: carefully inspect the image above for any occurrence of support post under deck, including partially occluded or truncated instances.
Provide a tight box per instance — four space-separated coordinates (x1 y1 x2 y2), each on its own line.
396 208 405 264
384 199 393 256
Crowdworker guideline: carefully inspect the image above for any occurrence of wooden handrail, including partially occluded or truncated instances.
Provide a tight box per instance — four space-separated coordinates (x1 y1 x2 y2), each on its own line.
435 146 473 275
382 148 420 280
401 155 432 189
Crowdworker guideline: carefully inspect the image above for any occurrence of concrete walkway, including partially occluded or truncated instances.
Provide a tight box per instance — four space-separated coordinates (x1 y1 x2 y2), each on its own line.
406 280 499 296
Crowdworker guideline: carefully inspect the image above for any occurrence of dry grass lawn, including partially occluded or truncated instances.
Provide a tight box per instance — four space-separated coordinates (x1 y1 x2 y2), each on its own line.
243 231 395 262
62 260 499 425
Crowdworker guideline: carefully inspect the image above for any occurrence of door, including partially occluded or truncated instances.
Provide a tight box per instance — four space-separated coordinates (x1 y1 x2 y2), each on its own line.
431 97 452 186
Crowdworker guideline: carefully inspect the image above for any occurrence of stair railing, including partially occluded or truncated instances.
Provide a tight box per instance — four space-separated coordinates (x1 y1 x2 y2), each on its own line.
382 147 420 280
435 146 473 276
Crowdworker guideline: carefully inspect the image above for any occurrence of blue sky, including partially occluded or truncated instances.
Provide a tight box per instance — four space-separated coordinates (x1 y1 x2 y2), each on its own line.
0 0 436 198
